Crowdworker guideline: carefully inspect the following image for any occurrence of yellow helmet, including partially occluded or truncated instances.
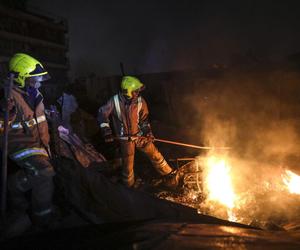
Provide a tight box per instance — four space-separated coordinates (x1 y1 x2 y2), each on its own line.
121 76 144 98
9 53 50 88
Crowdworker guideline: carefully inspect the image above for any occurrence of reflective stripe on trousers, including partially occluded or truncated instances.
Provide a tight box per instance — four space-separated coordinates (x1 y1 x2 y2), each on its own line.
34 207 53 216
10 147 48 161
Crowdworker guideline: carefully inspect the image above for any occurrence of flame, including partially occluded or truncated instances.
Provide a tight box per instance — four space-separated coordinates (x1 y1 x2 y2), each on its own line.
283 170 300 195
183 154 300 225
203 156 237 211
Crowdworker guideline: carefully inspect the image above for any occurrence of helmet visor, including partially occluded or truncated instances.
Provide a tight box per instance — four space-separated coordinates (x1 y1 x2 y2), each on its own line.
26 73 51 84
29 64 47 76
138 85 145 92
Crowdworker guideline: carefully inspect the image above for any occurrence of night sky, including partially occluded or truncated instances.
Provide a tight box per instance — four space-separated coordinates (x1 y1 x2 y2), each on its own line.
28 0 300 79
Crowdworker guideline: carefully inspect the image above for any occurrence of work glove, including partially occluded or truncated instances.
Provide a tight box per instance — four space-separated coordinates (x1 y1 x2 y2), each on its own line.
101 127 114 143
144 132 154 142
104 134 114 143
141 124 154 142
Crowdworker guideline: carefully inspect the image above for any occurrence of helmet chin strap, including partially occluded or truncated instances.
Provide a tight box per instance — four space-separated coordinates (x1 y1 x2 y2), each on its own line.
123 94 132 101
121 88 141 101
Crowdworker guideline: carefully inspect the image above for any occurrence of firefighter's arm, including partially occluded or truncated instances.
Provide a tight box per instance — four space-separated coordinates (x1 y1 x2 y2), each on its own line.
98 98 114 142
139 98 153 138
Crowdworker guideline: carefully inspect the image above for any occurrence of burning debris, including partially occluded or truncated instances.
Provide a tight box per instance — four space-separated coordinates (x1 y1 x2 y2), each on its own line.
157 151 300 230
150 69 300 230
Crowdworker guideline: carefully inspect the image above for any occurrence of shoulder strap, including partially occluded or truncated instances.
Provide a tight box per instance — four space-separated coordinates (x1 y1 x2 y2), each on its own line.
137 96 142 124
113 94 122 121
137 97 142 114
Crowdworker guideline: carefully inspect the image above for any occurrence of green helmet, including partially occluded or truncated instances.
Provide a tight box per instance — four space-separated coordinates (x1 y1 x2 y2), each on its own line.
121 76 144 98
9 53 50 88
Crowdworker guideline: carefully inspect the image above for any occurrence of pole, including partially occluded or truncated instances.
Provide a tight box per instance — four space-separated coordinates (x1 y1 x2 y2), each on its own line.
116 136 230 150
1 73 14 219
154 138 231 150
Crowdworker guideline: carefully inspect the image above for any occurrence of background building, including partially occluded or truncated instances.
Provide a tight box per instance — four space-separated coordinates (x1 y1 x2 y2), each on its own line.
0 2 69 104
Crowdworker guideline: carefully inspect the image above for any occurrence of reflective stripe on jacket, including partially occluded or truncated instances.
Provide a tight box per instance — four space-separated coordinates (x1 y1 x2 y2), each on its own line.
0 115 46 130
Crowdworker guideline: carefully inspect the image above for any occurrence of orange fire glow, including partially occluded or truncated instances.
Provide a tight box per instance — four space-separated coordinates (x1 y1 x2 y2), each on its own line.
196 154 300 224
204 156 236 208
283 170 300 195
202 155 238 221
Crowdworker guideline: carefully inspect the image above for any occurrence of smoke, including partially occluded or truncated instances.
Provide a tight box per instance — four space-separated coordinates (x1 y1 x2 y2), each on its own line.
187 68 300 226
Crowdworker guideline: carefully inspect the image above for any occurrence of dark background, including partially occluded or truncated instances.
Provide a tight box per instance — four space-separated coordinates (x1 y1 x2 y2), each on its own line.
27 0 300 79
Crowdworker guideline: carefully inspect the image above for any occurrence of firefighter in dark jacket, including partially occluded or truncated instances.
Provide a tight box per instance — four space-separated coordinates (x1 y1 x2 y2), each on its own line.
98 76 176 187
0 53 55 233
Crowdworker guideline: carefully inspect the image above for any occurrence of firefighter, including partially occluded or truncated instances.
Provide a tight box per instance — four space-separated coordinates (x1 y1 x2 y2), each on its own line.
98 76 177 187
0 53 55 235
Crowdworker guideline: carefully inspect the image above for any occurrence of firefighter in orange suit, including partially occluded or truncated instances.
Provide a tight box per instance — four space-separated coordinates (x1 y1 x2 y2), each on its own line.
98 76 177 187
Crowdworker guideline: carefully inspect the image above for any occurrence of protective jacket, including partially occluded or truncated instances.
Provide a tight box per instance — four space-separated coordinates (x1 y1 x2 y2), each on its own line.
0 86 49 161
98 93 152 137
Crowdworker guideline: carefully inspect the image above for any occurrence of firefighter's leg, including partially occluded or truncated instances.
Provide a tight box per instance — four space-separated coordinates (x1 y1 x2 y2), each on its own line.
22 156 55 226
111 143 123 171
120 141 135 187
137 140 172 175
7 170 31 213
4 170 32 238
137 140 179 188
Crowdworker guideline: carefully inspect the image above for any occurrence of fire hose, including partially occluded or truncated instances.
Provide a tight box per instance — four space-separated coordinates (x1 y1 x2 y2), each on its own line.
116 136 231 150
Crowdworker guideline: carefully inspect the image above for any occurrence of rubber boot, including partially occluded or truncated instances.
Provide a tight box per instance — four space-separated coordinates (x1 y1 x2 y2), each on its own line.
1 212 32 240
162 170 179 189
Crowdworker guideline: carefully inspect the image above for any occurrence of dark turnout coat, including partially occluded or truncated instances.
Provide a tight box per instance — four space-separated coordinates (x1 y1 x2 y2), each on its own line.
0 86 49 160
